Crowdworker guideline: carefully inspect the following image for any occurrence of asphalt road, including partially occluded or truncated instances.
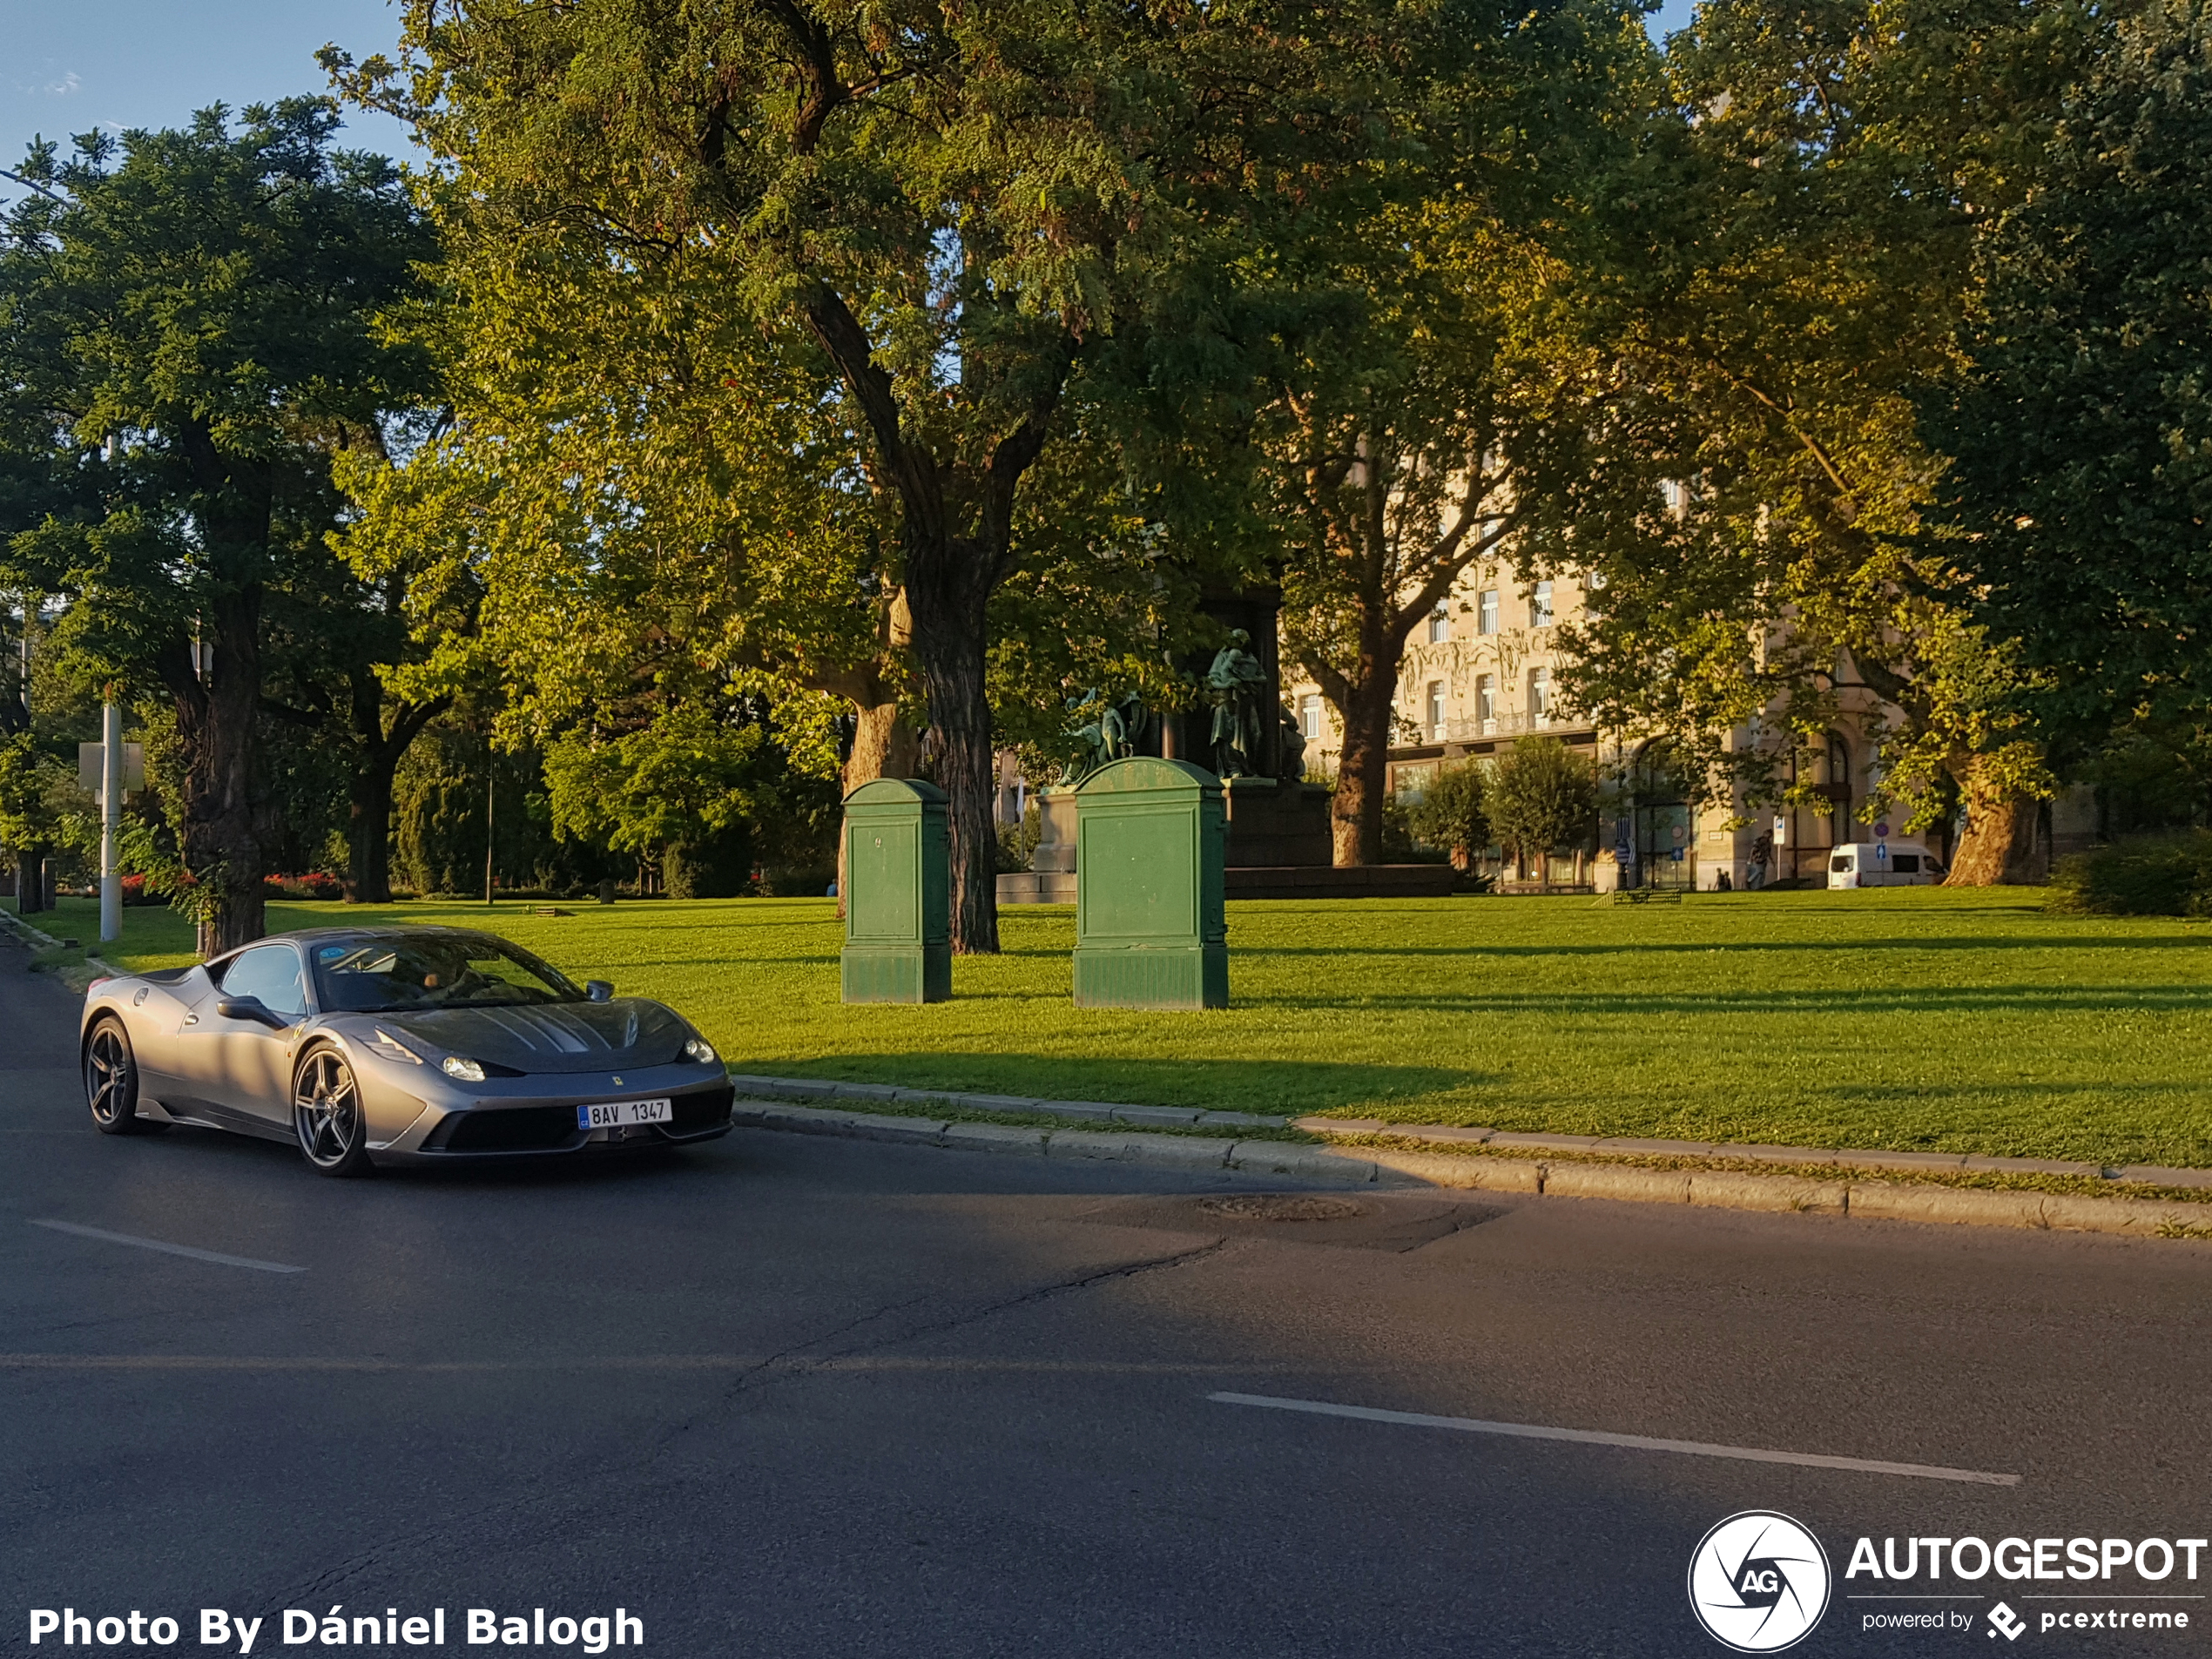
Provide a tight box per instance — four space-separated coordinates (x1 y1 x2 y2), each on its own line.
4 937 2210 1658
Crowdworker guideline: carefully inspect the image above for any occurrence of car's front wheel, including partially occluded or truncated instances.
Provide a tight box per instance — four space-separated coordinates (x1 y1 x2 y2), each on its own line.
84 1017 161 1136
293 1048 374 1177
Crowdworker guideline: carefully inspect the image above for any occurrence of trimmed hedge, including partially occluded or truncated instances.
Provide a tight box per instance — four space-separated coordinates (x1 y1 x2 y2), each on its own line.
2048 830 2212 917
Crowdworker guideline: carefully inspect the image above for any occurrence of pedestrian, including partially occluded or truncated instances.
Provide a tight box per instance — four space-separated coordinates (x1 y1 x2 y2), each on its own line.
1747 830 1772 891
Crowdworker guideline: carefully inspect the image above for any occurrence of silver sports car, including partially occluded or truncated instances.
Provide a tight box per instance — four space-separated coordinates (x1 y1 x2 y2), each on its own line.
78 926 734 1175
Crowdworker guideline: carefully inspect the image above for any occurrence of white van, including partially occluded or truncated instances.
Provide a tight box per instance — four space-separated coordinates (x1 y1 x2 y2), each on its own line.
1827 841 1946 888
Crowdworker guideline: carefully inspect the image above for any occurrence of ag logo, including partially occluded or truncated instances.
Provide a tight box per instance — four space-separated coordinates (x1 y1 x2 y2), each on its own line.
1688 1511 1831 1652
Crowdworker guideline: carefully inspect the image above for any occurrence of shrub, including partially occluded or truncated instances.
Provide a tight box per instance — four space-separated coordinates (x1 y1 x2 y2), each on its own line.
1487 738 1599 878
2047 830 2212 916
995 799 1043 873
1406 761 1487 868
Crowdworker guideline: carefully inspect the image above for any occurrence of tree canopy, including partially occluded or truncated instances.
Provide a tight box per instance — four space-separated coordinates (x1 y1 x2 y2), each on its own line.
0 99 433 947
1928 0 2212 746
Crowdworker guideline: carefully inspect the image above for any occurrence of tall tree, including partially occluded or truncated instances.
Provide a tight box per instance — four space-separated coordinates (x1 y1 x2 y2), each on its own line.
334 0 1383 950
1549 0 2085 881
1927 0 2212 750
0 102 432 948
1268 208 1609 865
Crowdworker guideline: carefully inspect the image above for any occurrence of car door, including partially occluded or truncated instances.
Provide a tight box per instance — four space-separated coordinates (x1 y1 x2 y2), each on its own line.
122 967 212 1107
201 943 312 1130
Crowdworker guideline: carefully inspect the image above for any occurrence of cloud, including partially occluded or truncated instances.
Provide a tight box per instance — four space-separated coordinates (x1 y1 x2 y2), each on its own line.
17 69 82 97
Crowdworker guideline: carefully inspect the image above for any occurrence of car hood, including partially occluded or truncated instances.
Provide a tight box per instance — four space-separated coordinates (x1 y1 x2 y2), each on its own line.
368 999 690 1074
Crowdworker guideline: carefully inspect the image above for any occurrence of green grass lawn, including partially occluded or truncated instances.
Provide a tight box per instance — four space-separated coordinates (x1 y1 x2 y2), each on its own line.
13 887 2211 1167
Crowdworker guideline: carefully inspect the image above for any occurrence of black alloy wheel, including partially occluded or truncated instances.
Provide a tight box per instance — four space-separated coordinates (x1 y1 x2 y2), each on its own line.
293 1047 374 1177
84 1017 158 1136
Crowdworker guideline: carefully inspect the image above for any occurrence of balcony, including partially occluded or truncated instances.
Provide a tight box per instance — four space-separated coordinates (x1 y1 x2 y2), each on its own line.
1440 710 1567 742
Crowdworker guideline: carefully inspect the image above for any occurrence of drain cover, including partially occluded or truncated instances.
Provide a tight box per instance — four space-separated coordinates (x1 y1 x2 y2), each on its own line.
1196 1194 1366 1224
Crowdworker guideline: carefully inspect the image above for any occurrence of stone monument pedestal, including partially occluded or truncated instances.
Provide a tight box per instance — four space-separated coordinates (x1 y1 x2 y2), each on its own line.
1221 777 1332 868
995 788 1078 905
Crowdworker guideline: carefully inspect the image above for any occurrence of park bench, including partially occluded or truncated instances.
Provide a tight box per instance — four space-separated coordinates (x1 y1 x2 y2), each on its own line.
1611 887 1683 906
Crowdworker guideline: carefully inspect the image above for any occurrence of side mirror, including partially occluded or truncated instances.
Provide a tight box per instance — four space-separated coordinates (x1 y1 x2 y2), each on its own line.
215 996 289 1029
585 980 614 1002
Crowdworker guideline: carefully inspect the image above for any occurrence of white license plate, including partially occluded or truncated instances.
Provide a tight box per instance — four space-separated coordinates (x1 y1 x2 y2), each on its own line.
579 1098 673 1130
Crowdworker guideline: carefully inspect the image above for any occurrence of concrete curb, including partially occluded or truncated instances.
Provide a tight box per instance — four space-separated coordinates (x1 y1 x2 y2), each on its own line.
0 910 120 994
725 1073 1291 1131
729 1100 2212 1241
716 1071 2212 1191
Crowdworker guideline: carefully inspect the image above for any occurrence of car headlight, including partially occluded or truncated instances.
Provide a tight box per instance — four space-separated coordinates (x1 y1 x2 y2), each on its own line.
684 1036 718 1064
441 1055 487 1081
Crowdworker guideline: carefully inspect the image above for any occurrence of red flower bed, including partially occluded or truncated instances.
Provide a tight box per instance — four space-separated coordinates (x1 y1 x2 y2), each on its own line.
260 872 345 901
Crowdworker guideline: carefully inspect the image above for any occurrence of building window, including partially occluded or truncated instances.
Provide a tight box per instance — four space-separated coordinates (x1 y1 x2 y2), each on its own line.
1528 665 1549 722
1427 604 1448 644
1476 674 1495 731
1477 590 1499 635
1298 693 1322 742
1426 680 1446 739
1530 580 1554 628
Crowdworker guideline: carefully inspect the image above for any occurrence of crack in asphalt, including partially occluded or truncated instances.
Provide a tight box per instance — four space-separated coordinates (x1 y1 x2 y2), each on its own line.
265 1236 1230 1606
667 1236 1233 1428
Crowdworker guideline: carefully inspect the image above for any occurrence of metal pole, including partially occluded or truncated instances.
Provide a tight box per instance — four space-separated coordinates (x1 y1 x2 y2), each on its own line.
484 758 495 905
99 699 122 942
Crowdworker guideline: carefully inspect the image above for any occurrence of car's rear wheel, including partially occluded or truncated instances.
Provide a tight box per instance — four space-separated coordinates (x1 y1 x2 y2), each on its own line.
84 1017 160 1136
293 1048 374 1177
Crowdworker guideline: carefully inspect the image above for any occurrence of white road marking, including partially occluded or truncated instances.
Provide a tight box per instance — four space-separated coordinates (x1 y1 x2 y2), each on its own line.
29 1220 306 1274
1209 1392 2020 1487
0 1352 1324 1374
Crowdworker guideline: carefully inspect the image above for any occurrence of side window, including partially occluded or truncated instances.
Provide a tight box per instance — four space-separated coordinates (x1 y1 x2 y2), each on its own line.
221 946 308 1018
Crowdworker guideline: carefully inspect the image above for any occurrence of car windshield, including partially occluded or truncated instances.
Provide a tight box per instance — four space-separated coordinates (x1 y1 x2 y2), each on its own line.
308 934 583 1015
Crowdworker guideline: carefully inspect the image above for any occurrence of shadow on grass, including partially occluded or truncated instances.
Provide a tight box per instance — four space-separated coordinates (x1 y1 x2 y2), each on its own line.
741 1052 1487 1113
1240 934 2212 960
1230 983 2212 1016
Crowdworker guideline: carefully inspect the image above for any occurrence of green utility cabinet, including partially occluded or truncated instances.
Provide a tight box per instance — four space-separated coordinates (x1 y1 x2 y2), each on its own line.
841 779 951 1003
1073 758 1228 1009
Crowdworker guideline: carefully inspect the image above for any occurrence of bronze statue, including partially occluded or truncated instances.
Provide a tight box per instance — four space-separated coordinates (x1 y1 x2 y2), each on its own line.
1204 633 1269 778
1059 689 1150 784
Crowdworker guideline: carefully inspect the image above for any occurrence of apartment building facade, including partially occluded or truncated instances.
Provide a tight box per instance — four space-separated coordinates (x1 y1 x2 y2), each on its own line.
1284 563 1905 889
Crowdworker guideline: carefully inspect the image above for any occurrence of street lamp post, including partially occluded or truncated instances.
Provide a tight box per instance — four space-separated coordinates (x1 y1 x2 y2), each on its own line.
98 699 122 942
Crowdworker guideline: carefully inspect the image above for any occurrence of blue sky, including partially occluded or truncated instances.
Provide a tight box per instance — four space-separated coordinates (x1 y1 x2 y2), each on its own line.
3 1 1697 177
2 1 416 172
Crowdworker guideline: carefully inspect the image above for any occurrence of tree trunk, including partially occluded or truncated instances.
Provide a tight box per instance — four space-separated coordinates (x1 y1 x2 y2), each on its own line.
174 586 267 955
165 429 273 956
842 698 920 799
1946 759 2047 886
1330 679 1393 867
347 759 397 906
345 684 448 907
909 602 999 952
17 845 48 913
837 697 920 917
799 290 1064 954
